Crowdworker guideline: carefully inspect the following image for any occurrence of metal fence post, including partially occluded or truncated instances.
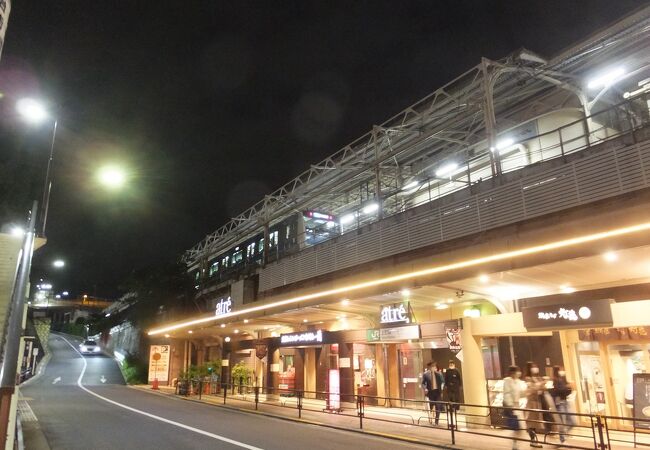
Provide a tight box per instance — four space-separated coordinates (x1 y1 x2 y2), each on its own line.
447 402 455 445
595 415 607 450
298 390 303 419
358 395 364 429
254 386 259 410
198 380 202 400
223 382 227 404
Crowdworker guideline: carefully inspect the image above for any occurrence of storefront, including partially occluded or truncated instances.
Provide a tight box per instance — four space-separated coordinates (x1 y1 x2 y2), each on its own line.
474 297 650 429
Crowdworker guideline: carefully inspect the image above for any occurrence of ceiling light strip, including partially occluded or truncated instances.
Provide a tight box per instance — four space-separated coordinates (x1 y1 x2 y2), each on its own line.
148 221 650 335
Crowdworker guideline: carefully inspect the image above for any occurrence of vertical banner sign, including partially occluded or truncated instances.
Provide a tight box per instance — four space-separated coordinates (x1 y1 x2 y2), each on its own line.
446 328 462 354
0 0 10 60
327 369 341 411
148 345 170 383
633 373 650 429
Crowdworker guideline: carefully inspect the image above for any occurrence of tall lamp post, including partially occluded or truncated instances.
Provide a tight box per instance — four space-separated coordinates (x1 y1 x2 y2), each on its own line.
15 98 58 236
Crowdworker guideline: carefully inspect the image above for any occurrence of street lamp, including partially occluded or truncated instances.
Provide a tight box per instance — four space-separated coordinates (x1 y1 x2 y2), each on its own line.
15 98 58 236
97 165 127 190
52 259 65 268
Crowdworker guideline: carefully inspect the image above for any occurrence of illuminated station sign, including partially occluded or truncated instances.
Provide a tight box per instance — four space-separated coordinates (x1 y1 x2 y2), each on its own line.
215 297 232 317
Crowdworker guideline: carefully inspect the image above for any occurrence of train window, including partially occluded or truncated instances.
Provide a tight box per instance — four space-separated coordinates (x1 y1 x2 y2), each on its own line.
194 271 200 281
270 231 278 247
232 250 243 265
246 242 255 259
209 261 219 277
285 225 291 240
258 238 264 254
221 255 230 268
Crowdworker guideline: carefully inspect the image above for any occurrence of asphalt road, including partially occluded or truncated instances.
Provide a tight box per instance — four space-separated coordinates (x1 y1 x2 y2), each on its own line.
22 334 426 450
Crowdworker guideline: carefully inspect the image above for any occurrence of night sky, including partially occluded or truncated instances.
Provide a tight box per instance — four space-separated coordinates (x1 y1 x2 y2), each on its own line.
0 1 645 298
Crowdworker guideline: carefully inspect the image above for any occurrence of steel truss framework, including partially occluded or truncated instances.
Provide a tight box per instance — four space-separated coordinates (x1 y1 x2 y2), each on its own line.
184 7 650 268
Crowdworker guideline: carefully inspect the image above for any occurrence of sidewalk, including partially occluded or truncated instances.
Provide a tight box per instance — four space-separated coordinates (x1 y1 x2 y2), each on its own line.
133 385 650 449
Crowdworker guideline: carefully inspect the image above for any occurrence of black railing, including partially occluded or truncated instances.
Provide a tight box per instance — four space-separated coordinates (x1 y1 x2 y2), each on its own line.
173 380 650 449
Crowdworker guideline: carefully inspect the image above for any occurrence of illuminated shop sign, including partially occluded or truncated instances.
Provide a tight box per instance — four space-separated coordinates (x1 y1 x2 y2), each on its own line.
280 330 327 346
215 297 232 317
522 299 613 331
380 302 411 325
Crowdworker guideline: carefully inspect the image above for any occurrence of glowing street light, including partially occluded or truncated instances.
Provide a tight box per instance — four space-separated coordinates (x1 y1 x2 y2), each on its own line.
97 165 127 190
52 259 65 268
16 98 49 124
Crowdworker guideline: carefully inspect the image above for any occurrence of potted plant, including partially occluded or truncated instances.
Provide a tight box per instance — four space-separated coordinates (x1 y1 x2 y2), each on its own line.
231 362 251 394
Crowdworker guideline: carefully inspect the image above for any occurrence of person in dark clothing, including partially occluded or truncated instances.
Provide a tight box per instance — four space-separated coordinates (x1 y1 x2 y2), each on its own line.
444 360 462 411
421 361 444 425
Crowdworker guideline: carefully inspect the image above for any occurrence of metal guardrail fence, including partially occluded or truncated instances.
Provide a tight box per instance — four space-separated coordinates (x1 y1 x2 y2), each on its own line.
174 379 650 449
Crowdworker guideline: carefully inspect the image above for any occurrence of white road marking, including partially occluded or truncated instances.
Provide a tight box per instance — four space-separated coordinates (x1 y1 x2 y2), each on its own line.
100 375 106 384
58 335 263 450
52 377 61 384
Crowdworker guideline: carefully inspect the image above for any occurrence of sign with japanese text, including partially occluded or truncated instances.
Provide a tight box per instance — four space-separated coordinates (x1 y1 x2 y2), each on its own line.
522 299 613 331
148 345 170 383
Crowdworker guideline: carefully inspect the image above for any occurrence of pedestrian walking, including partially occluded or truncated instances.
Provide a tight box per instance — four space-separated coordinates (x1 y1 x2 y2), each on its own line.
444 359 462 411
503 365 526 450
421 361 443 425
524 362 544 448
551 366 575 444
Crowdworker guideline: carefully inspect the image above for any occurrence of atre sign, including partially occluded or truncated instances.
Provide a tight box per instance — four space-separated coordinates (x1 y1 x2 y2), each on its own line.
215 297 232 317
380 302 410 325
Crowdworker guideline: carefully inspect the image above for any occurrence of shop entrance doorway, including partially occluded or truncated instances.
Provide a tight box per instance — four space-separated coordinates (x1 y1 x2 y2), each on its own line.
398 348 424 407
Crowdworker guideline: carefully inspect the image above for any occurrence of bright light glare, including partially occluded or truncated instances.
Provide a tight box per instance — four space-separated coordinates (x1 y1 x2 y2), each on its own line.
362 203 379 214
435 162 458 178
560 284 577 294
62 291 69 296
97 165 127 189
587 67 625 90
53 260 65 268
41 283 52 290
463 308 480 318
10 227 24 237
478 274 489 283
341 299 350 306
401 289 410 297
402 181 419 191
55 295 61 299
340 213 355 225
603 251 618 262
105 313 111 318
224 336 231 342
16 98 48 124
495 138 515 151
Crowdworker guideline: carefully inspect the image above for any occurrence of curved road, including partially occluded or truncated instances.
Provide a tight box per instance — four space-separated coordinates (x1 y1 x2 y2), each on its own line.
22 334 424 450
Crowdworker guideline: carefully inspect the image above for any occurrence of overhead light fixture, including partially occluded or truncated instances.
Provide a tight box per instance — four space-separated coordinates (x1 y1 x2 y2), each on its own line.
62 291 69 296
587 67 625 90
164 334 170 338
104 313 111 318
341 299 350 306
603 251 618 262
495 138 515 151
435 304 449 310
401 289 411 297
479 274 489 283
340 213 355 225
234 329 239 334
188 330 193 334
435 162 458 178
220 323 226 328
463 308 480 318
362 203 379 214
560 284 576 294
303 319 308 323
224 336 231 342
148 220 650 336
243 319 249 324
402 180 419 191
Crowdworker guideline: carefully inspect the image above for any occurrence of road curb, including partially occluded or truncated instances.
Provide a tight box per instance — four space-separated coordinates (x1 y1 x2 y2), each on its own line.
127 386 457 449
